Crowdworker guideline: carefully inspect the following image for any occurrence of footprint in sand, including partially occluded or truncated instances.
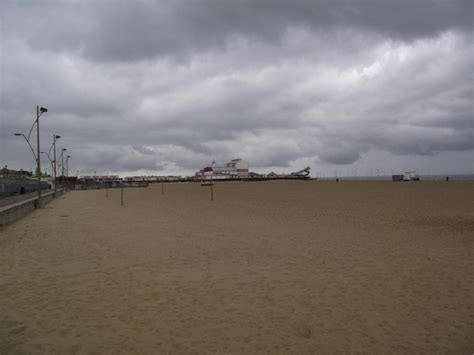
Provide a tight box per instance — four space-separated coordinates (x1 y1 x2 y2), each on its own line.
294 322 312 339
9 325 28 335
59 328 72 337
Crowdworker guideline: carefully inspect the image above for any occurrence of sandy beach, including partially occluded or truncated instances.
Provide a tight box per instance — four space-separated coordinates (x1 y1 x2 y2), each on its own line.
1 181 473 353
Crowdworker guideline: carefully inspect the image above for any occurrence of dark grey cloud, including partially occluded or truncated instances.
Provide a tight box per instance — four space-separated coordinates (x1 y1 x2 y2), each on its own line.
2 0 472 62
1 0 472 176
319 149 362 166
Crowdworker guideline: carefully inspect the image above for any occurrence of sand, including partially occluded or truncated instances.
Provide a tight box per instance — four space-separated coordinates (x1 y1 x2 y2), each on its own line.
1 181 473 353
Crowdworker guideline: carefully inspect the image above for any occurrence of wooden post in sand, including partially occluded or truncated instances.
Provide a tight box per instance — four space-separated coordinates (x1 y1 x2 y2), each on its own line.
211 184 214 201
121 187 124 206
161 181 164 195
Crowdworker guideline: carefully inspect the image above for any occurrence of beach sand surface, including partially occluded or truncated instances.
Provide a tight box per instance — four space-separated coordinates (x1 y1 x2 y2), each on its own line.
1 181 473 353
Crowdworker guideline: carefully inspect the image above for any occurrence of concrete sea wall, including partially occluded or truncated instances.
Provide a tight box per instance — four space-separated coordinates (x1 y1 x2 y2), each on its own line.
0 189 64 227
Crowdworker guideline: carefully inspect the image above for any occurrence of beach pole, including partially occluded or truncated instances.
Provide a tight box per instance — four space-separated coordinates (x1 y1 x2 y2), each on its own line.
211 184 214 201
106 186 108 197
121 187 124 206
161 181 164 195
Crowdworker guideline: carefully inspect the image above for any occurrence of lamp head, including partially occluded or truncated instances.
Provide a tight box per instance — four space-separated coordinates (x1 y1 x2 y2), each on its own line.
40 107 48 113
14 133 22 136
55 135 61 139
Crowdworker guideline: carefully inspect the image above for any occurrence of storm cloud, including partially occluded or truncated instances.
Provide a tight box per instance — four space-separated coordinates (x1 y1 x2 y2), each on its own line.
1 0 472 176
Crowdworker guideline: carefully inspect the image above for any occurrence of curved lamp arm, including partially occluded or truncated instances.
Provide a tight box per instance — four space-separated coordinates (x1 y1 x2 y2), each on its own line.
14 133 37 162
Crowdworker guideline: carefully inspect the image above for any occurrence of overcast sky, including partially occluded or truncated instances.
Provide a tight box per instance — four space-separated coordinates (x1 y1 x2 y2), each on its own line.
1 0 472 177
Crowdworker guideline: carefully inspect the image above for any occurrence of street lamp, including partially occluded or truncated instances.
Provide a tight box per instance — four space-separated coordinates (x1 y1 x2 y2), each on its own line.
51 135 61 193
41 151 54 180
45 135 61 193
35 106 48 204
66 155 71 180
61 148 67 185
14 105 48 206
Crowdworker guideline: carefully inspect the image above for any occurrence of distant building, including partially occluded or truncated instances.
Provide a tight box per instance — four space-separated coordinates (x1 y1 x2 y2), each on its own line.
80 175 121 184
196 158 250 180
392 171 420 182
0 165 32 178
403 171 420 181
123 175 186 182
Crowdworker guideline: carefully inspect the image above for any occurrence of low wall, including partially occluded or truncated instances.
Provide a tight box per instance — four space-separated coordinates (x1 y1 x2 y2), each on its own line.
0 189 64 227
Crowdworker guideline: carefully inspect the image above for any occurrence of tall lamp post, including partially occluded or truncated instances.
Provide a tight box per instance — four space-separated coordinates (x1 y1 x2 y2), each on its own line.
61 148 67 186
42 134 61 193
40 151 54 180
52 135 60 193
14 106 48 205
35 106 48 204
66 155 71 187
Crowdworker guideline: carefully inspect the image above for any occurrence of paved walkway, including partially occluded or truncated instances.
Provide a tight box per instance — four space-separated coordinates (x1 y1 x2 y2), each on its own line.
0 189 52 208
